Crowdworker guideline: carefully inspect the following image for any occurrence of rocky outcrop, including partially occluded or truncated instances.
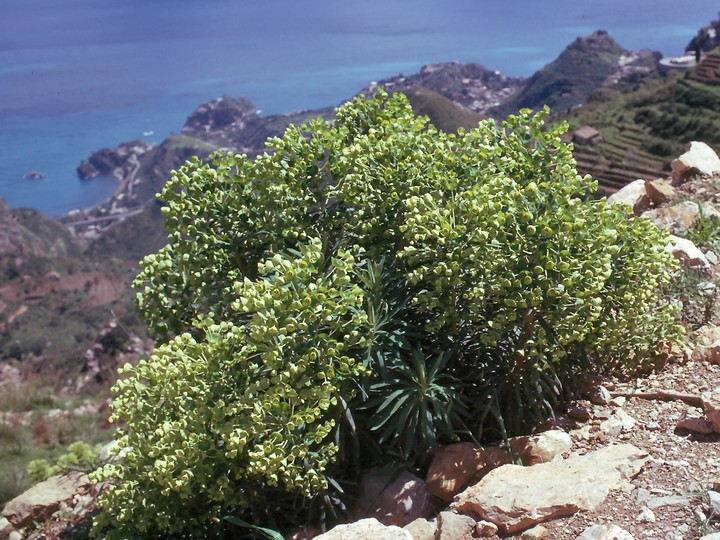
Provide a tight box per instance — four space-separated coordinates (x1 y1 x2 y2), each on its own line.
76 140 152 180
452 444 650 534
2 472 90 530
606 179 651 215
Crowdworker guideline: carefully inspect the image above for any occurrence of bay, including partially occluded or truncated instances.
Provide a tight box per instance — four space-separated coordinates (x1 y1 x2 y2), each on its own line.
0 0 717 215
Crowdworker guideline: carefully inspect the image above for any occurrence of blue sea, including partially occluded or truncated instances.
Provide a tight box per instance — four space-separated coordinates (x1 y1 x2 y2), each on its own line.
1 0 718 216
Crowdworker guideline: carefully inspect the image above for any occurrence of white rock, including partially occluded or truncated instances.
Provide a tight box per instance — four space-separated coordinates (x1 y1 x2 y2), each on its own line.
474 520 499 537
709 490 720 515
607 179 650 215
665 235 710 270
452 444 649 534
637 507 656 523
671 141 720 181
576 523 636 540
314 518 412 540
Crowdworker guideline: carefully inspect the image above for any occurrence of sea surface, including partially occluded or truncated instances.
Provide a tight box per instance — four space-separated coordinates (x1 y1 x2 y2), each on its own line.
1 0 718 216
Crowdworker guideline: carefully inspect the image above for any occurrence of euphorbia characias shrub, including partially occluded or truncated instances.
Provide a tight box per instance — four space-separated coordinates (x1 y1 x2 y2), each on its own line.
94 90 683 537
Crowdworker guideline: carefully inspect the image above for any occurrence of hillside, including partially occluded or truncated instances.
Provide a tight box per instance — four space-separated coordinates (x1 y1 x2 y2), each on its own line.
565 50 720 192
492 30 658 119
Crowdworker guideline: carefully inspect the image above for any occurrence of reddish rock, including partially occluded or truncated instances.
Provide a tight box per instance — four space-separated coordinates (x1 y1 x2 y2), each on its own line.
426 443 510 502
353 468 433 527
644 179 677 206
676 416 714 434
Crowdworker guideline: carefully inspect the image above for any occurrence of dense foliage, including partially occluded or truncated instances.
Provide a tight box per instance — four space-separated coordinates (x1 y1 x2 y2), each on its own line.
93 90 682 537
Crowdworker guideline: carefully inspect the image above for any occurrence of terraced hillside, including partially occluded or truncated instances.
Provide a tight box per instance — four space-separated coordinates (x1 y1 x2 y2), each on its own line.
565 55 720 193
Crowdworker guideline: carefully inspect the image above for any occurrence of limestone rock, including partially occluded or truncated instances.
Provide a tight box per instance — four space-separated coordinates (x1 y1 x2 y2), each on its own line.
699 533 720 540
314 518 412 540
607 179 650 215
665 235 710 270
576 523 636 539
426 443 510 502
671 141 720 182
696 324 720 346
451 444 649 534
475 520 499 537
437 511 475 540
588 385 612 406
508 430 572 465
644 179 677 206
403 517 436 540
1 472 90 529
353 468 432 527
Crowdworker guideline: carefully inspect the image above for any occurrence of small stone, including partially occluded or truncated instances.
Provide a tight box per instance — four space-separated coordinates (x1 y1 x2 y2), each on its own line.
607 179 650 215
403 518 437 540
438 511 475 540
610 396 626 407
709 490 720 515
576 523 636 540
637 507 656 523
646 495 690 509
567 405 593 423
635 488 650 504
474 520 499 537
520 525 549 539
711 477 720 492
707 250 719 264
403 517 436 540
0 518 14 537
699 533 720 540
9 531 22 540
645 421 661 431
589 385 612 406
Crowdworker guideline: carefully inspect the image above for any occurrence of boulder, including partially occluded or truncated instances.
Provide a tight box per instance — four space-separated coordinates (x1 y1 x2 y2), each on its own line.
607 179 650 215
353 468 433 527
644 179 677 206
314 518 412 540
576 523 635 539
451 444 649 534
665 235 710 271
671 141 720 182
508 430 572 465
1 472 90 529
426 443 510 502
